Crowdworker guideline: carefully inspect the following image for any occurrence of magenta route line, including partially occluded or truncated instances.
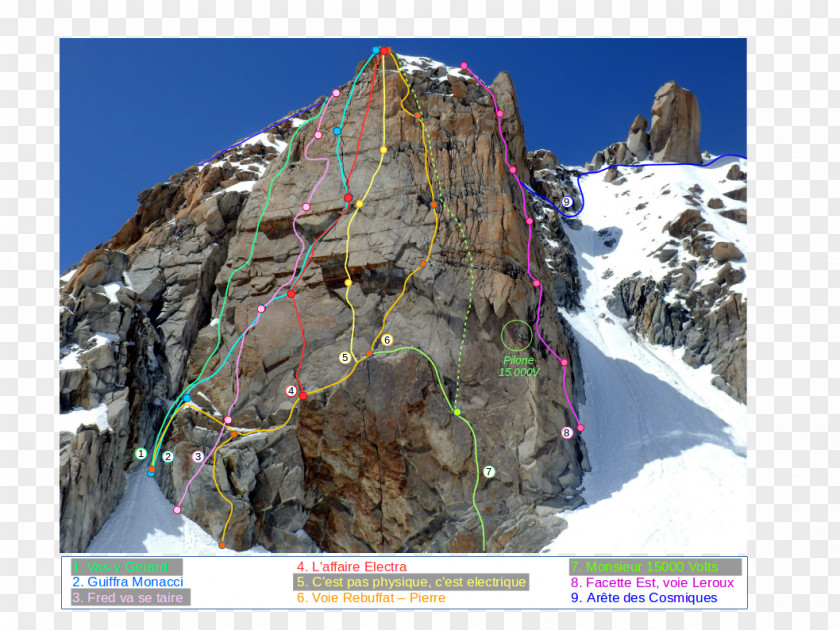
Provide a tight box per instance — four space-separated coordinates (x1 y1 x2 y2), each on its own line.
468 63 582 430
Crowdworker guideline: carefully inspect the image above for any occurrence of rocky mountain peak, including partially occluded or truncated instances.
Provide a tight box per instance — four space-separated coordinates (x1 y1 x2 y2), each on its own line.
648 80 702 164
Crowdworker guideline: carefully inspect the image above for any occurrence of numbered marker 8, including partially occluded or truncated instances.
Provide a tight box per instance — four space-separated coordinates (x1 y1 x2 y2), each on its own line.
339 351 351 364
561 426 574 439
192 451 204 463
382 334 394 346
561 196 574 209
285 385 298 398
134 447 147 460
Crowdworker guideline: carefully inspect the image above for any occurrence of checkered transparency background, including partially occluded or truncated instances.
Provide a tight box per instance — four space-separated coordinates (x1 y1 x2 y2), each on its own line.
1 0 835 628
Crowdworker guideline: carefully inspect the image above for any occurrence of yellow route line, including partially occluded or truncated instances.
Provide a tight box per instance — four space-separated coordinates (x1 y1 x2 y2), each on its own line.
212 435 235 544
369 54 440 351
343 54 388 360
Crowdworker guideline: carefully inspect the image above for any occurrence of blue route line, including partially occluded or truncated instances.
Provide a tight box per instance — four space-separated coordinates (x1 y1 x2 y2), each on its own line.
336 54 376 190
198 102 324 166
525 153 748 218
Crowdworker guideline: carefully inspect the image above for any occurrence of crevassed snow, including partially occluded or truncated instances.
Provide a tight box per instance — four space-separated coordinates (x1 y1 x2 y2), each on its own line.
86 467 272 555
542 155 747 555
58 404 110 434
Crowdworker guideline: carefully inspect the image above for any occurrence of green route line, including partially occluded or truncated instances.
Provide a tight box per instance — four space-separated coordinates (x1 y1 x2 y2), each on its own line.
150 104 324 466
392 54 476 409
374 345 486 551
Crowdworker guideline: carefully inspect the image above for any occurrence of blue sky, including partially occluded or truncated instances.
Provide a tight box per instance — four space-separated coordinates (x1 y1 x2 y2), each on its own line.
60 38 746 270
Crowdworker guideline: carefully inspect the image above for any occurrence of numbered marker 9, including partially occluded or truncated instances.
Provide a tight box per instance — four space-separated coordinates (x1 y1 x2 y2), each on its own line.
561 426 574 439
339 351 351 364
483 465 496 479
192 451 205 464
134 447 147 461
162 450 174 463
382 334 394 346
285 385 298 398
561 196 574 209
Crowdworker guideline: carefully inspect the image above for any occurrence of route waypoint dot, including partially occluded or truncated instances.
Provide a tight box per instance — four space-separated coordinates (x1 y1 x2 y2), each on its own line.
173 506 182 515
525 217 534 225
430 201 437 208
496 110 504 118
414 112 421 119
332 89 341 97
257 305 265 313
224 416 232 424
366 350 373 357
372 46 380 54
577 424 585 432
355 200 364 208
299 392 308 400
380 146 388 153
344 279 352 286
560 358 569 366
149 466 155 473
287 290 296 298
302 202 311 211
420 260 427 267
183 394 191 402
147 471 154 477
333 126 341 135
381 46 390 55
218 542 225 549
344 193 353 202
533 279 540 287
454 409 461 416
231 431 238 438
509 166 517 174
460 62 468 69
314 131 322 139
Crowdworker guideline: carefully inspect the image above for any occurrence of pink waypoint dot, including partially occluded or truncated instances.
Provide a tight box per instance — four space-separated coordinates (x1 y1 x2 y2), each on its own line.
332 89 340 97
257 304 265 313
577 424 585 432
509 166 516 174
302 202 311 211
533 279 540 287
460 62 468 69
496 110 504 118
560 358 568 366
173 506 182 515
314 131 322 139
525 217 534 225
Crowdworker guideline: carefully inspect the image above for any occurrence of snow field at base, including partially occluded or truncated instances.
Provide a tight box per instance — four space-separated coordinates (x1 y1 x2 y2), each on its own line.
542 155 747 556
86 467 274 554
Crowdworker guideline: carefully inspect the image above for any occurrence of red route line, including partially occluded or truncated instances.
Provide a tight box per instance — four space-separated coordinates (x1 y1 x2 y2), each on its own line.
291 295 306 392
346 53 379 187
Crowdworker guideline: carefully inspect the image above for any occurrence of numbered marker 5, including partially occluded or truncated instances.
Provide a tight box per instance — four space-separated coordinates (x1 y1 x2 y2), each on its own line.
339 351 351 364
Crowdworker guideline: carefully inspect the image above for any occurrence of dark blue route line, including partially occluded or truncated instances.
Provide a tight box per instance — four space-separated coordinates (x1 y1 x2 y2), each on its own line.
525 153 748 218
198 102 324 166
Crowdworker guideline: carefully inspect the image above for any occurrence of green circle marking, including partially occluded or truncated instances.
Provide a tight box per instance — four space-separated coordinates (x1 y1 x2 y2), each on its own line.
500 320 534 352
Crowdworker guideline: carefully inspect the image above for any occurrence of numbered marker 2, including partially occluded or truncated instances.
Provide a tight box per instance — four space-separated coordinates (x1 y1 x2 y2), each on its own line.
382 334 394 346
339 351 351 364
285 385 298 398
483 465 496 479
162 450 174 463
192 451 205 464
561 426 574 439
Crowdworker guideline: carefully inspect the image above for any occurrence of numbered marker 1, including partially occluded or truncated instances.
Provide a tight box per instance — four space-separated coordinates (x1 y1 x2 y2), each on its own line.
134 447 147 461
162 450 174 463
192 451 205 464
561 196 574 209
483 465 496 479
285 385 298 398
561 426 574 439
382 334 394 346
339 351 351 364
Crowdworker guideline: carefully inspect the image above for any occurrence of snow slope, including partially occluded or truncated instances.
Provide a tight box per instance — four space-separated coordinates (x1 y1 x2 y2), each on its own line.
542 156 747 555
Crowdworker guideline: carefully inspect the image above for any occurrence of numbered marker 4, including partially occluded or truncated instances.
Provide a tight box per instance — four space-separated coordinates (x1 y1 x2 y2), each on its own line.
285 385 298 397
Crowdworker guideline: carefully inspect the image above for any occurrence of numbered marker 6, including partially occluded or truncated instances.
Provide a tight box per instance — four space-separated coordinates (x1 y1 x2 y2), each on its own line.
382 334 394 346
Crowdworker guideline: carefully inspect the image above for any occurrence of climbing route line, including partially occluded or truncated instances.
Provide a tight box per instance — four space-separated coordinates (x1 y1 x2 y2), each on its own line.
337 54 376 188
464 63 583 432
524 153 749 218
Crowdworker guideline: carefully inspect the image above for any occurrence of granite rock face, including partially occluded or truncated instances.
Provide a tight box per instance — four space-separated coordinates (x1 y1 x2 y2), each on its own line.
649 80 702 164
60 57 588 553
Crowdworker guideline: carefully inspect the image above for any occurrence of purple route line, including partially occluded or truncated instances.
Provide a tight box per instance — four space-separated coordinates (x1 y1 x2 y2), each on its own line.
177 95 343 505
467 63 582 431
